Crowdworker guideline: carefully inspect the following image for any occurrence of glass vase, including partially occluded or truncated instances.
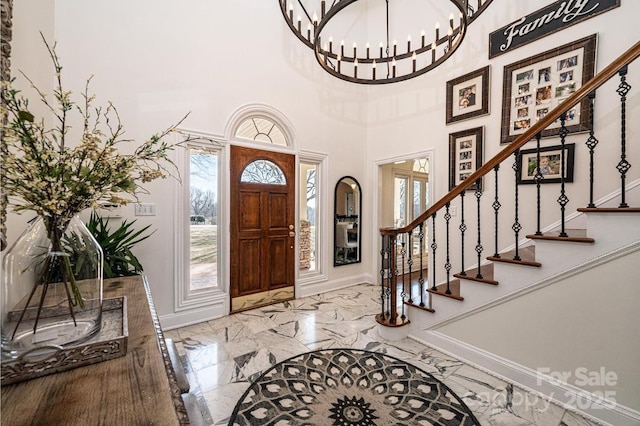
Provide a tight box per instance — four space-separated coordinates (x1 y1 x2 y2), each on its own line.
1 215 103 360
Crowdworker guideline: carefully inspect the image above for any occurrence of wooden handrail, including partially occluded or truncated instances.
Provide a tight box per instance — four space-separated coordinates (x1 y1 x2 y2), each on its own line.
381 40 640 236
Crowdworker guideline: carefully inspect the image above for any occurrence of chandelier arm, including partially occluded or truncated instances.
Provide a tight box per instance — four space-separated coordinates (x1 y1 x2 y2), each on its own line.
296 0 313 24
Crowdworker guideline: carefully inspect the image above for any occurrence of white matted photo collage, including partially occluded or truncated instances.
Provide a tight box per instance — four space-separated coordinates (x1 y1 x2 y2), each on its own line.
508 47 584 137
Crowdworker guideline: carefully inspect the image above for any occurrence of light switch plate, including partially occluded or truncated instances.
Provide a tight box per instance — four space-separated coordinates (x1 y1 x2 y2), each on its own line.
134 203 156 216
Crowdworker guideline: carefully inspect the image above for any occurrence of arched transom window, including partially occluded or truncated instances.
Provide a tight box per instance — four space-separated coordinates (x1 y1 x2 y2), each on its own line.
240 160 286 184
235 117 287 146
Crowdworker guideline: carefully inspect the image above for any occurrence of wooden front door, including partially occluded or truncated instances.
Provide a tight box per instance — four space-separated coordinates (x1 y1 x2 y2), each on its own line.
230 146 296 312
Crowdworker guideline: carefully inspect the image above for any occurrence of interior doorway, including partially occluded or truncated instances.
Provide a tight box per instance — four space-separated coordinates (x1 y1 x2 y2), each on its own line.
229 145 296 312
378 154 432 275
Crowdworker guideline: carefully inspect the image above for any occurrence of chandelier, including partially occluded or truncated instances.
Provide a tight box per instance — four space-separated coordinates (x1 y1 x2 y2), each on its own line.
279 0 493 84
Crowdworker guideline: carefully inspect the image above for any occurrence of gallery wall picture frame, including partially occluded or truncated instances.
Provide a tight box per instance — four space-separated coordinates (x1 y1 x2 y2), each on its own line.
449 126 484 191
516 143 575 184
500 34 597 144
446 66 490 124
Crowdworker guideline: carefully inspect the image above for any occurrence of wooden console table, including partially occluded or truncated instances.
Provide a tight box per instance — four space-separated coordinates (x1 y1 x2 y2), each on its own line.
1 276 189 425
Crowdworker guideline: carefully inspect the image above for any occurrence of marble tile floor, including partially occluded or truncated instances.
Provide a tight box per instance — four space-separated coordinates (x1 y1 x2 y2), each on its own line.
164 283 601 426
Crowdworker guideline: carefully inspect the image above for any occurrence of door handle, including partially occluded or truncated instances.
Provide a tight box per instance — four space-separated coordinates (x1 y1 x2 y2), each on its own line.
289 231 296 237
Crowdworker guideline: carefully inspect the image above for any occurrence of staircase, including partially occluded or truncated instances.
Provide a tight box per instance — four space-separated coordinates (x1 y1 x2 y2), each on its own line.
376 40 640 426
406 200 640 330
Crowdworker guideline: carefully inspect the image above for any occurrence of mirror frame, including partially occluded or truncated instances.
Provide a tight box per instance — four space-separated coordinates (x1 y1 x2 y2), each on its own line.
333 176 362 267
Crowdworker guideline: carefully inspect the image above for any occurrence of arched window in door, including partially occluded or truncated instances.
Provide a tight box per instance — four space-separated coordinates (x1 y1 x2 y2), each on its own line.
240 160 286 184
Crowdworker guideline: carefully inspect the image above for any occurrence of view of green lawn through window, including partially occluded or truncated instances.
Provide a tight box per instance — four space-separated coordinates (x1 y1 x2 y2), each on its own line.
189 150 218 289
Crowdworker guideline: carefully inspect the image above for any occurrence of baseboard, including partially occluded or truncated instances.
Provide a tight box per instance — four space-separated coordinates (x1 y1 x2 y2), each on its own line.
296 273 373 298
159 297 227 330
411 331 640 426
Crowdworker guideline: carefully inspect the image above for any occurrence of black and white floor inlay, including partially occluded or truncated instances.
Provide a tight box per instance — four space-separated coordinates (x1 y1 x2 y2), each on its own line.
165 283 602 426
228 349 480 425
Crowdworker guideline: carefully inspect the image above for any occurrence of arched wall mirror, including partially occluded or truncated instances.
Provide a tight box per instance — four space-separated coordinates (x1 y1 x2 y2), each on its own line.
334 176 361 266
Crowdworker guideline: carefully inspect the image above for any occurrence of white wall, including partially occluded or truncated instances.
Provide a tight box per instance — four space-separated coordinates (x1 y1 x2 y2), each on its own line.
436 247 640 410
6 1 640 326
7 1 370 321
365 1 640 278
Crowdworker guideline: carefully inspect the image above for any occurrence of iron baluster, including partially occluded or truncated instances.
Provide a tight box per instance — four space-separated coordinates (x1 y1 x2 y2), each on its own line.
459 192 467 275
399 233 407 320
512 151 522 260
492 165 501 257
617 65 631 208
444 203 452 295
379 235 387 320
534 133 543 235
418 223 426 307
475 182 483 278
388 233 398 323
585 92 598 208
558 114 569 237
430 214 438 291
407 231 414 304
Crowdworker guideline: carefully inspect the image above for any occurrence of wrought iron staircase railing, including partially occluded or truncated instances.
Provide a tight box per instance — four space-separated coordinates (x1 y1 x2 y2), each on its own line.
377 40 640 327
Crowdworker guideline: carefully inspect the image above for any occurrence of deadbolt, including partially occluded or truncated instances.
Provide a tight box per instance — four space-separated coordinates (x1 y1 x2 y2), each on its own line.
289 224 294 230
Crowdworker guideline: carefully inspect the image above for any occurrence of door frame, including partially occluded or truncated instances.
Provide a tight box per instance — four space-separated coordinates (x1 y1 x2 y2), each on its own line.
373 150 435 280
229 144 298 312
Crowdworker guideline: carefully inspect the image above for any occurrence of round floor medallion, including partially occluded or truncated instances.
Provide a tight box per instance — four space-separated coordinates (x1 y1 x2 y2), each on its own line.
228 348 480 425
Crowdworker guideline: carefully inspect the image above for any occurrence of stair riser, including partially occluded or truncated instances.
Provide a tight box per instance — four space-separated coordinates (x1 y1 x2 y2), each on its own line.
585 213 640 246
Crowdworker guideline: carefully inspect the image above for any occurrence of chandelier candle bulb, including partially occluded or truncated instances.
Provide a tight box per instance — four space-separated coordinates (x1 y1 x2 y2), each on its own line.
277 0 494 84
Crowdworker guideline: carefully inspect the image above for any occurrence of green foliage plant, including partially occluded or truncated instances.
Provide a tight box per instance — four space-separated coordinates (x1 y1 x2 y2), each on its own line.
87 211 154 278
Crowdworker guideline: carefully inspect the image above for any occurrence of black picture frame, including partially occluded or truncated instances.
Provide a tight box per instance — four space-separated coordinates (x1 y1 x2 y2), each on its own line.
516 143 575 184
449 127 484 191
446 66 490 124
500 34 597 144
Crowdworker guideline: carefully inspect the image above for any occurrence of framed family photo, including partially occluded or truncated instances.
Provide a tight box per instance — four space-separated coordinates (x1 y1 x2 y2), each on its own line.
500 34 596 144
449 127 484 191
516 143 575 184
446 66 490 124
